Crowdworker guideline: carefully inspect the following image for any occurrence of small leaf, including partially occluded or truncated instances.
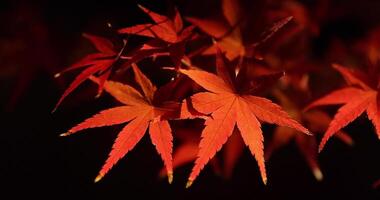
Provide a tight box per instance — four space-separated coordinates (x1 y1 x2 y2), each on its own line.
53 60 113 112
319 92 374 151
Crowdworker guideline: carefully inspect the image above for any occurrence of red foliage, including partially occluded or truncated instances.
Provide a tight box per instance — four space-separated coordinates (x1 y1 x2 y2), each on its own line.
55 0 380 190
62 64 181 183
306 64 380 151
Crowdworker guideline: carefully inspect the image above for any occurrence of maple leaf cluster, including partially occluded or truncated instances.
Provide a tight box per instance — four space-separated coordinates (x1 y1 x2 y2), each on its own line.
55 0 380 188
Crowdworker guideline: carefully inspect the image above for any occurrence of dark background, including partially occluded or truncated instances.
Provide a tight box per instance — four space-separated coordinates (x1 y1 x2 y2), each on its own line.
1 0 380 199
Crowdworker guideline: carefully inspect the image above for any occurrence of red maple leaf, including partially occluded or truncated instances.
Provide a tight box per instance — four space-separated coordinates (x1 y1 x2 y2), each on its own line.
119 5 193 43
61 64 181 183
54 27 183 112
118 5 195 68
53 33 122 111
266 89 353 181
179 47 310 187
305 64 380 151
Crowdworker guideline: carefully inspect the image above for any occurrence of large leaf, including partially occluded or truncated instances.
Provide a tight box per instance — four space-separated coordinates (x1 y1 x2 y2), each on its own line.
180 51 309 187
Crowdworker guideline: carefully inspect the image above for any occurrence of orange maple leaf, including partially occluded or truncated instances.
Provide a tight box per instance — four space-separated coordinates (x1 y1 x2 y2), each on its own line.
266 89 353 181
179 47 310 187
118 5 195 68
118 5 193 43
305 64 380 152
61 64 181 183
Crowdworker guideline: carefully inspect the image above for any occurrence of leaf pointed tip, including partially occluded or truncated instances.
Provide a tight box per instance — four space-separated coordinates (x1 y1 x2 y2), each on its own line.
94 174 104 183
313 168 323 181
286 16 294 21
59 132 71 137
262 177 268 186
185 180 193 188
51 105 59 114
318 145 325 153
95 92 102 99
305 130 313 136
137 4 148 12
168 172 173 184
